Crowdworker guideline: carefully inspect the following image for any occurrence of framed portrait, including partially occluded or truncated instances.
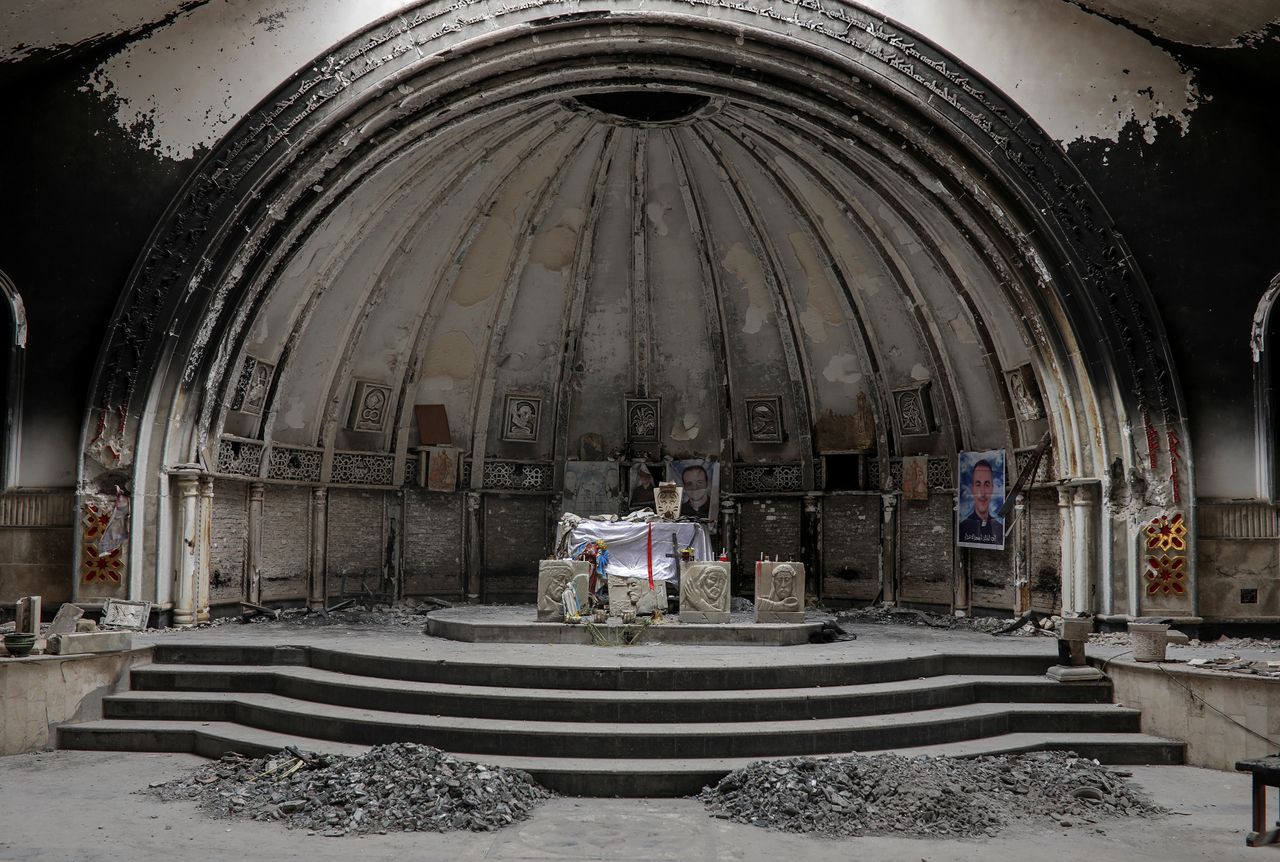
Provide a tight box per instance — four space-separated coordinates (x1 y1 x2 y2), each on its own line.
502 394 541 443
625 397 661 443
902 455 929 502
745 396 784 443
956 449 1006 551
672 458 720 523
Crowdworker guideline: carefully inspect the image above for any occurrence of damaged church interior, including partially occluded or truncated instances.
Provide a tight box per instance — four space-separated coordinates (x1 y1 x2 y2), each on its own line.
3 0 1280 857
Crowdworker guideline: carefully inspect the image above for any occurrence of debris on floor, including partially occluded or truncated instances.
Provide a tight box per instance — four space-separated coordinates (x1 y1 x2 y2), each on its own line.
145 743 554 836
835 603 1052 637
697 751 1164 839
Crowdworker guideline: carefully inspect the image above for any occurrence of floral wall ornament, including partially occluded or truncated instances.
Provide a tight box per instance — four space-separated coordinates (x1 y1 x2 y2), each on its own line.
625 397 661 443
1145 554 1186 596
1144 512 1187 552
81 500 124 584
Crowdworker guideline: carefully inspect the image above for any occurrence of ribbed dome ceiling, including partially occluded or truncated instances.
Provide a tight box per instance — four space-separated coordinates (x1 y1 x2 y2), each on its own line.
213 85 1043 474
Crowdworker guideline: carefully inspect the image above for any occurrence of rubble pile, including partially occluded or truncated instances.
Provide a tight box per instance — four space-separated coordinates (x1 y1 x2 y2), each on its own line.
697 751 1163 838
836 604 1051 637
1187 654 1280 677
147 743 553 836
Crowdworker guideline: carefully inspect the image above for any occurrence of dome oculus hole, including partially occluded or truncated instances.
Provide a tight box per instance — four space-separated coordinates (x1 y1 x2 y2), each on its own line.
573 91 711 123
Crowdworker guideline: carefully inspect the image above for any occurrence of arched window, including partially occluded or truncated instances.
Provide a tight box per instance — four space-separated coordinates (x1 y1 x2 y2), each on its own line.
0 269 26 489
1252 273 1280 501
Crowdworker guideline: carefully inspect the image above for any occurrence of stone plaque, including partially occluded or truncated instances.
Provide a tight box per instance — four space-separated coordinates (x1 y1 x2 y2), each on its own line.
745 396 783 443
679 561 731 623
15 595 41 635
348 380 392 432
754 561 805 623
47 603 84 636
653 481 682 520
536 560 590 622
101 598 152 630
625 397 661 443
607 575 668 615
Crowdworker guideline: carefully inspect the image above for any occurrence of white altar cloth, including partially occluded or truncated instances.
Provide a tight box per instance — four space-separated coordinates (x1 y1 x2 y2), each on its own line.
563 519 713 582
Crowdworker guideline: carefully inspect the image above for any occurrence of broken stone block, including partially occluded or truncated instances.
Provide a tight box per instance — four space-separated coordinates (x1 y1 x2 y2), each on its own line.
47 603 84 636
15 596 41 635
608 575 667 615
46 630 132 655
536 560 589 622
754 562 805 623
679 561 731 623
101 598 152 630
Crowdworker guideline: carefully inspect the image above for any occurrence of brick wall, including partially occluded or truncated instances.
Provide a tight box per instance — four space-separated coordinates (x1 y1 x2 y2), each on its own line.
1026 488 1062 612
737 497 803 597
403 491 464 597
483 495 548 599
822 494 880 600
969 542 1013 611
898 493 954 606
326 489 387 598
260 485 310 601
209 479 247 605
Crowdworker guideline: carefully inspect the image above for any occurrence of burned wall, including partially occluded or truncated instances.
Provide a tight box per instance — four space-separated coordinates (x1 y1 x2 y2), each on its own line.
822 494 881 601
208 479 247 606
402 491 464 598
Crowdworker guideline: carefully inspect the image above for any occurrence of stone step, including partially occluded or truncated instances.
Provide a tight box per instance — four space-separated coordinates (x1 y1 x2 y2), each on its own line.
149 643 1060 690
99 691 1142 759
57 719 1185 797
130 664 1113 722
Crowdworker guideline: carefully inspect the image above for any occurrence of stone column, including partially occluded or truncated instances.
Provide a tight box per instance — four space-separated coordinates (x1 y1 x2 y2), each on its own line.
196 476 214 622
1057 485 1076 615
1071 485 1093 615
880 493 898 604
802 494 821 602
172 470 201 626
1013 495 1030 615
247 482 264 605
309 487 328 610
465 492 483 600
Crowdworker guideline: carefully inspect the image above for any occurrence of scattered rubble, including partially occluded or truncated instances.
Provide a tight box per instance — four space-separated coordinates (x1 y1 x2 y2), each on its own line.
835 604 1053 637
146 743 553 836
1186 655 1280 677
697 751 1163 839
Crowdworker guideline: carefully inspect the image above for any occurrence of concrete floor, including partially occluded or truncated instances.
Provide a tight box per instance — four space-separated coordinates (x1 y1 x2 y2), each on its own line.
0 749 1262 861
5 614 1275 860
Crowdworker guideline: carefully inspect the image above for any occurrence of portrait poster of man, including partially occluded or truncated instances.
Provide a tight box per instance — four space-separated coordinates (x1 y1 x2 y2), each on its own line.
956 449 1006 550
627 461 665 511
673 458 719 522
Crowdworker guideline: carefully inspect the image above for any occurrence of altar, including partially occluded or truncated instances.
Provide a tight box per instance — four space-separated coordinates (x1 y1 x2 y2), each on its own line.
560 518 714 583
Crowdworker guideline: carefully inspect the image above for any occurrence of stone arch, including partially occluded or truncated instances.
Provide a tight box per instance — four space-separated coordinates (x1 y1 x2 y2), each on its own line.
81 2 1193 615
1 268 26 489
1252 272 1280 500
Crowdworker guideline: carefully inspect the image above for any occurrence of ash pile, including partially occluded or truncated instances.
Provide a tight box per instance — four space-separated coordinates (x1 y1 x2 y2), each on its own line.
698 751 1163 838
147 743 553 836
837 603 1052 637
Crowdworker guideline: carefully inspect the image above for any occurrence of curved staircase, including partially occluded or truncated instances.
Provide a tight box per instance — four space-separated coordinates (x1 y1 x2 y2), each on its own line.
59 644 1184 796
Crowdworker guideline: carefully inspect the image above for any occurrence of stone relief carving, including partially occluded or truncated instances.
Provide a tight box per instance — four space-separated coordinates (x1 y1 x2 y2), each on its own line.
892 382 934 436
502 394 541 443
607 574 667 616
1005 364 1045 421
755 561 805 623
625 397 661 443
679 561 731 623
348 380 392 432
536 560 589 622
746 396 783 443
653 481 683 519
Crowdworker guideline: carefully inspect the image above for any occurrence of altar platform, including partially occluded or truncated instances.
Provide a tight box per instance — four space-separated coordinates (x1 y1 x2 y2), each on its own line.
424 605 827 646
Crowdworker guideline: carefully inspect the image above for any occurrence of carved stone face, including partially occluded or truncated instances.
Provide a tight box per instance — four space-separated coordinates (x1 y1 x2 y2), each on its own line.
541 563 573 604
701 565 727 602
771 564 796 599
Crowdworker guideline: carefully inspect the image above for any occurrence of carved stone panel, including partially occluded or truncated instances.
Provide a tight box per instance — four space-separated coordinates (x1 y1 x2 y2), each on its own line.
754 561 806 623
745 396 783 443
679 561 731 623
502 394 542 443
348 380 392 432
892 382 935 436
607 574 668 615
654 481 682 519
1005 364 1046 421
231 356 273 415
625 397 661 443
536 559 589 622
